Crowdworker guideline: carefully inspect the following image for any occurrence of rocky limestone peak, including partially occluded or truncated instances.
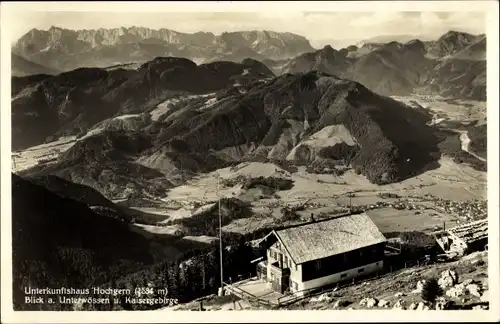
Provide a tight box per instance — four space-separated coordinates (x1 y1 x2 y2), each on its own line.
346 45 358 52
318 45 338 60
322 45 335 53
404 39 426 52
439 30 476 42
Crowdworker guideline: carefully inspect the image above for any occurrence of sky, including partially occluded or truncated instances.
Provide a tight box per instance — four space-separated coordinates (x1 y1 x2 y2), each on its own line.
5 9 486 48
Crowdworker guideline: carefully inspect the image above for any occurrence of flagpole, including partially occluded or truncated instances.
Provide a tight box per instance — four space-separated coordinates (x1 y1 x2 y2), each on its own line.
217 174 224 296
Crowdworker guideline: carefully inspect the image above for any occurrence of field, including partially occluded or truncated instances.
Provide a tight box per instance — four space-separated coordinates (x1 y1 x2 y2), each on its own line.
365 207 459 233
12 136 77 172
124 152 485 240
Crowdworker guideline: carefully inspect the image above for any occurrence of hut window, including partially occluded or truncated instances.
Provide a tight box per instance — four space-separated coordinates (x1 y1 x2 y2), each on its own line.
358 268 364 273
341 273 347 279
284 255 288 265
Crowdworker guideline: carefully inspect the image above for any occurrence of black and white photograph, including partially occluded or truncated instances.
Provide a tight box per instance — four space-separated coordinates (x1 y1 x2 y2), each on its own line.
1 1 498 322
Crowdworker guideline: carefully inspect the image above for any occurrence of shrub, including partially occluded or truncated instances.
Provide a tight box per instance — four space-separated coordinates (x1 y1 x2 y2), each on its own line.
421 277 443 305
399 231 436 249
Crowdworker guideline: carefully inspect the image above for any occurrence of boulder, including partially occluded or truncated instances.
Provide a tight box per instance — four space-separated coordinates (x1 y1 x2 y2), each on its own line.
310 292 334 303
461 279 474 286
412 280 427 294
359 297 378 308
378 299 390 308
394 292 406 297
416 302 430 310
446 285 466 298
333 299 351 309
438 270 458 289
435 297 453 310
392 300 406 310
408 302 418 310
466 284 482 297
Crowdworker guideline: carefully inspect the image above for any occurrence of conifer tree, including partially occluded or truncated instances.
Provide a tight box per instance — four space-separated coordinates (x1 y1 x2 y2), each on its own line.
421 277 443 305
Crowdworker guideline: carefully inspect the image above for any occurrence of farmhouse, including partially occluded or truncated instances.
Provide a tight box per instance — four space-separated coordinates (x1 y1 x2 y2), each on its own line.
256 212 387 296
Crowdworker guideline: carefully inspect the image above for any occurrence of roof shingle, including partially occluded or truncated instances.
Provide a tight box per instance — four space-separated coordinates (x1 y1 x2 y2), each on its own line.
275 213 386 264
448 219 488 244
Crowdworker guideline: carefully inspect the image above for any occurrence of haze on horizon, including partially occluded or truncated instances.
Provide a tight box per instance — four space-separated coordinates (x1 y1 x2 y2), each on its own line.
9 11 485 48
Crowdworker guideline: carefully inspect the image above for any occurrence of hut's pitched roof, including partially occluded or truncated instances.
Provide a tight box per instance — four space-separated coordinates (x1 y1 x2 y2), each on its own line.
448 219 488 244
274 213 386 264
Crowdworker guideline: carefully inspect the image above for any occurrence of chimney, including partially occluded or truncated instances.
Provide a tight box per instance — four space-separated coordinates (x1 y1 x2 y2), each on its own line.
310 213 315 222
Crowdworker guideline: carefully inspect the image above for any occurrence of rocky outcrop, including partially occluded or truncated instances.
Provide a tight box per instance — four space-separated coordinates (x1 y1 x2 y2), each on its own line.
310 292 334 303
378 299 390 308
359 297 378 308
392 300 406 310
445 279 484 299
412 280 427 294
416 302 431 310
333 299 351 309
438 270 459 289
408 302 418 310
435 297 454 310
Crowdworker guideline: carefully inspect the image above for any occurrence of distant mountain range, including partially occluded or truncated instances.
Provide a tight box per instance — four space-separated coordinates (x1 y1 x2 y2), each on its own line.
12 26 315 71
12 28 486 101
268 31 486 100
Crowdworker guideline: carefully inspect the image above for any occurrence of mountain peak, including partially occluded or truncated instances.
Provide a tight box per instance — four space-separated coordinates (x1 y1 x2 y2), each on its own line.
438 30 476 41
320 45 337 58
